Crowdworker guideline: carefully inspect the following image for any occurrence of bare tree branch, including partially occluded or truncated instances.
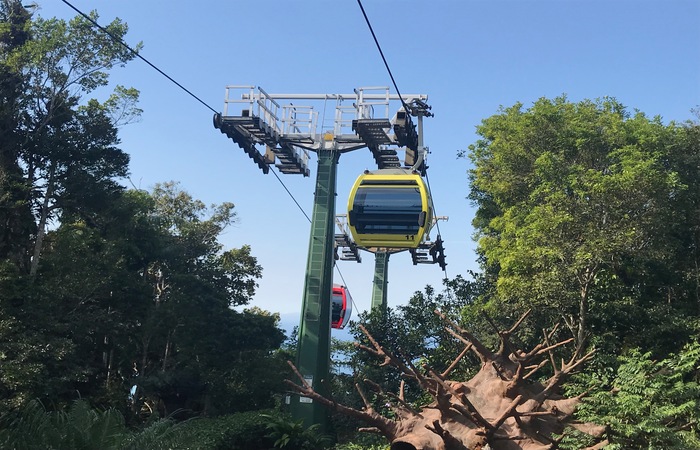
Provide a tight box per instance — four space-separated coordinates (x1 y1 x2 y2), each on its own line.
489 395 523 433
442 343 473 378
284 361 397 436
537 349 596 402
425 366 493 430
426 420 470 450
435 309 494 362
483 309 531 356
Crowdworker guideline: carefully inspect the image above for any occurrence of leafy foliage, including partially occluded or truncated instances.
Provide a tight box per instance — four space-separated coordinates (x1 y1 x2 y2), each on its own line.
332 444 388 450
0 180 284 419
466 96 700 357
0 1 140 277
157 409 283 450
263 413 333 450
575 342 700 449
0 399 192 450
0 3 287 422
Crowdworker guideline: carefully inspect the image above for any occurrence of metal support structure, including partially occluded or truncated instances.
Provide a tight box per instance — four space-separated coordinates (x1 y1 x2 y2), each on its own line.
409 216 449 270
405 99 433 173
214 85 434 433
334 214 361 263
291 148 339 428
371 251 390 311
365 247 408 313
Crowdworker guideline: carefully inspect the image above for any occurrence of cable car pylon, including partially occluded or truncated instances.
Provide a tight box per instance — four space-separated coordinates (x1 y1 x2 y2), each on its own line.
337 99 447 312
214 86 430 432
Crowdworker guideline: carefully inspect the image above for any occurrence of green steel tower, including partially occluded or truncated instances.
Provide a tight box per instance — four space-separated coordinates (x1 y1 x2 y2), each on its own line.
214 86 430 431
291 146 339 428
371 250 390 311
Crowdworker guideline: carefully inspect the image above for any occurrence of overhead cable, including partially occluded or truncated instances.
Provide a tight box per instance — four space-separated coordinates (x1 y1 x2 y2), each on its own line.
356 0 410 113
60 0 313 227
61 0 218 114
270 168 312 223
356 0 453 297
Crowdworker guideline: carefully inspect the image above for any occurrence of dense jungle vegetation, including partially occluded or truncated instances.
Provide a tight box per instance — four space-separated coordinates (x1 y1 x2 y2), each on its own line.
1 2 698 449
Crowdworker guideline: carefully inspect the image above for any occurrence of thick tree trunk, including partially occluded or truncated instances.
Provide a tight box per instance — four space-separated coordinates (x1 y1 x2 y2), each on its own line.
578 282 589 354
130 334 150 416
140 335 150 380
574 264 597 355
29 166 55 279
106 348 114 388
287 310 606 450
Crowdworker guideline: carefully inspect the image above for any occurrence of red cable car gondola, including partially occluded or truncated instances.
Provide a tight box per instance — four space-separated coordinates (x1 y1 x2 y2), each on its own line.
331 284 352 329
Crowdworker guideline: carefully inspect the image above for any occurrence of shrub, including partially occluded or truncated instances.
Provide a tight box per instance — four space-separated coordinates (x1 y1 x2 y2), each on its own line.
174 409 281 450
575 342 700 449
262 413 333 449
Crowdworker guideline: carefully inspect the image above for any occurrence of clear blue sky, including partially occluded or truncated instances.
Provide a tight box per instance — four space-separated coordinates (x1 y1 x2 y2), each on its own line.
38 1 700 327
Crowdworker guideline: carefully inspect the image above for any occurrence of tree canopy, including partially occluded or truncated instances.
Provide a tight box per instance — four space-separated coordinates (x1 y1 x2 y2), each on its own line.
2 2 700 448
0 1 288 424
466 96 700 357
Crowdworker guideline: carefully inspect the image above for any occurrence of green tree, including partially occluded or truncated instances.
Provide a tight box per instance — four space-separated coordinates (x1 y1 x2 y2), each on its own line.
0 2 287 426
1 181 286 419
0 1 140 276
574 342 700 449
466 96 693 356
0 0 33 269
124 182 285 419
664 112 700 319
0 2 140 414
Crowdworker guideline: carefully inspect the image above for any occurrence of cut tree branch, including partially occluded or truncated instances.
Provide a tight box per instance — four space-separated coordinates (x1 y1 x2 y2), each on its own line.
284 361 397 436
441 343 473 379
435 309 494 363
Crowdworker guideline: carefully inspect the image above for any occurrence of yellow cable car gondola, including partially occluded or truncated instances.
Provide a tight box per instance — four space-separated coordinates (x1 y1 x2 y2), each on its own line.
347 168 432 249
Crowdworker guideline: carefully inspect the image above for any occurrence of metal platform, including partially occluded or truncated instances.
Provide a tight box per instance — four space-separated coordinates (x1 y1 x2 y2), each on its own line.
213 113 269 174
266 144 310 176
351 118 392 146
334 233 361 262
368 145 401 169
334 215 361 262
409 235 447 270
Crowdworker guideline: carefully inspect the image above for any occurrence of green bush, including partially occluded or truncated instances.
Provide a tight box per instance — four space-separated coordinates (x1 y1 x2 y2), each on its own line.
574 342 700 449
0 401 289 450
332 444 388 450
0 399 127 450
262 413 333 449
0 399 192 450
174 409 281 450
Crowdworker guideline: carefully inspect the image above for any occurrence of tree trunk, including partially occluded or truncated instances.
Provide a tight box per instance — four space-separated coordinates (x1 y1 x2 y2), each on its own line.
28 165 55 280
578 282 589 354
286 309 607 450
105 347 114 388
162 331 172 372
0 151 34 270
